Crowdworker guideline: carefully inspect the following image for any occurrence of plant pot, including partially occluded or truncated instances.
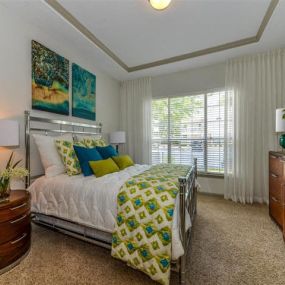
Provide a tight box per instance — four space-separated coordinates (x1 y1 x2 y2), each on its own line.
0 179 11 203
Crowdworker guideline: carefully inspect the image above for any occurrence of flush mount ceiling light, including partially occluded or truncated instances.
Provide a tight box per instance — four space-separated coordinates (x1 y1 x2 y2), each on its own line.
149 0 172 11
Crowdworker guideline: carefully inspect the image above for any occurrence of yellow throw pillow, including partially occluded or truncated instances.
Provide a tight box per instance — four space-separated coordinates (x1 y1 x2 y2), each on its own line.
112 155 134 170
55 140 84 176
89 158 119 177
82 138 107 148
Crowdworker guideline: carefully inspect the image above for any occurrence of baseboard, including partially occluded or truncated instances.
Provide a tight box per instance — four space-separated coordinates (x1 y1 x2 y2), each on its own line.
198 191 224 198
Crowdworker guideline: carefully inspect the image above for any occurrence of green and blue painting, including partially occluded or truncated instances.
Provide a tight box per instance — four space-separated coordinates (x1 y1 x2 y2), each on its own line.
32 40 69 115
72 63 96 121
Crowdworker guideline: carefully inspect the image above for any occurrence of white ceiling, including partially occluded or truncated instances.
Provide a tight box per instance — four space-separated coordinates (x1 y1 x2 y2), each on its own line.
58 0 269 67
1 0 285 80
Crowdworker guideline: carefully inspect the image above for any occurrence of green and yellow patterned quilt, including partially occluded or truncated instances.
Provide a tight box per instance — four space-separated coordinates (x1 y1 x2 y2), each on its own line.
111 164 190 285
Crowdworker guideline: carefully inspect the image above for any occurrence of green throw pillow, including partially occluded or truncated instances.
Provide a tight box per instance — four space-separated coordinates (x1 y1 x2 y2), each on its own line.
82 138 107 148
55 140 84 176
112 155 134 170
89 158 119 177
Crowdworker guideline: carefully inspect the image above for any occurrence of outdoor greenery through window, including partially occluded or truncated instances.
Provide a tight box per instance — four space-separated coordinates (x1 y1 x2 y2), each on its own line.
152 90 225 174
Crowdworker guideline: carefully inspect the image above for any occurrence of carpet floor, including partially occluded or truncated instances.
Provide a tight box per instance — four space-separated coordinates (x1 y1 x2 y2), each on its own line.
1 194 285 285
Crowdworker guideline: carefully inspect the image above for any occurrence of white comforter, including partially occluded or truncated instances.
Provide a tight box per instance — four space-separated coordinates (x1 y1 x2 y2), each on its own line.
28 164 191 260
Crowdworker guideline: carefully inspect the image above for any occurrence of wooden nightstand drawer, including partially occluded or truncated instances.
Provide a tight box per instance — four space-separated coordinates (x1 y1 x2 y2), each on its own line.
269 197 283 227
0 212 30 245
0 200 30 223
269 153 284 178
269 177 283 203
0 190 31 273
0 229 30 269
269 152 285 241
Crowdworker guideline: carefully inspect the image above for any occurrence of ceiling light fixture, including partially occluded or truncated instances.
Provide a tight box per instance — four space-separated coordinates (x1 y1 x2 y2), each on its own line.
149 0 172 11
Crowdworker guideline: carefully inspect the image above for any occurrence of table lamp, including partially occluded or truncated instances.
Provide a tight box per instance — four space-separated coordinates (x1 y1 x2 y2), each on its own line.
276 108 285 149
0 120 19 147
109 131 126 153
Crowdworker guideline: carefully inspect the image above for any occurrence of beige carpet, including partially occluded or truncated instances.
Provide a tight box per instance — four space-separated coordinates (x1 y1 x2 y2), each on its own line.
1 194 285 285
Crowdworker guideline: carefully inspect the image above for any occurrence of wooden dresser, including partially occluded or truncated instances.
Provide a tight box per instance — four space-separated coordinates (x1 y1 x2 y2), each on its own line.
269 151 285 239
0 190 31 273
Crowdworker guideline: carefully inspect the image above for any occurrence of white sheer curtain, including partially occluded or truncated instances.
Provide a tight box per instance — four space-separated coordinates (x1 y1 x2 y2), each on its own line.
224 49 285 204
120 77 152 164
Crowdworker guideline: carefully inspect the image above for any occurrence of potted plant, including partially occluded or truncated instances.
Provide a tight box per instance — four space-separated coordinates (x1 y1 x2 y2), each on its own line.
0 152 28 202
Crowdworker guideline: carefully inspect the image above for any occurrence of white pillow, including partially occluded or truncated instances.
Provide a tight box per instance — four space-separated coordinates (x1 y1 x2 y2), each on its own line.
33 133 73 177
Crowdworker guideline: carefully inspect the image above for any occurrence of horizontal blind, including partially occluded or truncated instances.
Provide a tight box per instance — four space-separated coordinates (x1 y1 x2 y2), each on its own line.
152 98 168 164
151 90 226 174
169 95 205 170
206 91 225 174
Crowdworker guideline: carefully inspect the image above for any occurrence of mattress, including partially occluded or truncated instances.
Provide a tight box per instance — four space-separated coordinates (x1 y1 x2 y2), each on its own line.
28 164 191 260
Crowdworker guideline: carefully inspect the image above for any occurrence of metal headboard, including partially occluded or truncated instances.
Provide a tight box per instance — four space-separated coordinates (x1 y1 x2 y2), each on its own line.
24 111 102 188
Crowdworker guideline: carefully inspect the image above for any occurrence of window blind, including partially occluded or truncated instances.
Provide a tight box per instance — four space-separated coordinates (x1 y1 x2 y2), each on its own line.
151 91 225 174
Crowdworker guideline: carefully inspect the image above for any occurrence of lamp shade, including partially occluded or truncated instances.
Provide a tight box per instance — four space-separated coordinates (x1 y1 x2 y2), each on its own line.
0 120 19 146
109 131 126 144
276 108 285 132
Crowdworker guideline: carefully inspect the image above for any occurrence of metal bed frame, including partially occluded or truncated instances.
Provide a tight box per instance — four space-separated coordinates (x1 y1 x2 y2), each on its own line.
25 110 197 284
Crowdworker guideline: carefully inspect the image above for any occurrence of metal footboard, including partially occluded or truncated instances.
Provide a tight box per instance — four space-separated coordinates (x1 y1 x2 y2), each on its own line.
178 158 198 284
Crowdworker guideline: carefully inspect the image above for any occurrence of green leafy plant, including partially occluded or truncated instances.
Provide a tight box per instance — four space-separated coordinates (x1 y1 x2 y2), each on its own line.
0 152 28 198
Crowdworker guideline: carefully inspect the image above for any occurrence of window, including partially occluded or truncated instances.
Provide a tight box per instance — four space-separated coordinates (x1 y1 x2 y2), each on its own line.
152 90 225 174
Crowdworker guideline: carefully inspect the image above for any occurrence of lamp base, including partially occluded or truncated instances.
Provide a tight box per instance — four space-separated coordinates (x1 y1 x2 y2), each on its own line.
279 134 285 149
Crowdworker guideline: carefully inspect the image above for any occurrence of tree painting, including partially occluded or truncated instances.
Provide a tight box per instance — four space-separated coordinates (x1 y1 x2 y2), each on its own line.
72 63 96 121
32 40 69 115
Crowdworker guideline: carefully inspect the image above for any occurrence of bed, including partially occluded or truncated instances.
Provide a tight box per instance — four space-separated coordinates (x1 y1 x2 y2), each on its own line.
24 111 197 284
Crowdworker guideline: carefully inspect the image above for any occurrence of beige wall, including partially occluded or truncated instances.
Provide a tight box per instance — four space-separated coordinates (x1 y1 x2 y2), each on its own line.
0 6 120 187
151 63 226 195
152 63 225 98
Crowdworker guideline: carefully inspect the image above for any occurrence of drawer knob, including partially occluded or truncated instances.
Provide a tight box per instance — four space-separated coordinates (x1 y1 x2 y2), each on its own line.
10 214 27 224
10 233 27 245
10 203 27 211
271 196 279 203
270 155 278 159
270 173 279 178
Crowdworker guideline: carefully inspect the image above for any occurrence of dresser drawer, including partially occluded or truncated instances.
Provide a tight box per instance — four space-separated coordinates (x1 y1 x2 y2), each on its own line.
269 154 284 178
0 228 31 269
269 197 284 227
0 212 30 245
0 200 30 223
269 176 284 203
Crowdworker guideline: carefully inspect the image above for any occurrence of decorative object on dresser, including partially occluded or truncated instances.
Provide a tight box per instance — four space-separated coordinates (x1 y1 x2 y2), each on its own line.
0 190 31 274
276 108 285 149
109 131 126 153
269 151 285 240
0 152 29 202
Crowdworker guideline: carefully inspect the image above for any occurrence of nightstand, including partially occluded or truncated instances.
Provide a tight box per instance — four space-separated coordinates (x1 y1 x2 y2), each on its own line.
269 151 285 241
0 190 31 274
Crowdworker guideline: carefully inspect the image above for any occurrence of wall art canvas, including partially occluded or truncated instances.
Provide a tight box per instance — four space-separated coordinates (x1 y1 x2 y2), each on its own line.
32 40 69 115
72 63 96 121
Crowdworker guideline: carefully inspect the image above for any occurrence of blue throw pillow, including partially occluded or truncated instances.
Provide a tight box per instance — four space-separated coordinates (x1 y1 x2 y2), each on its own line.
96 145 118 159
73 145 102 176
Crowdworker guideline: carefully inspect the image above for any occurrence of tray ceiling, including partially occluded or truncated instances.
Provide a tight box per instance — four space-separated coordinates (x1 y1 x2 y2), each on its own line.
46 0 278 72
1 0 284 80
